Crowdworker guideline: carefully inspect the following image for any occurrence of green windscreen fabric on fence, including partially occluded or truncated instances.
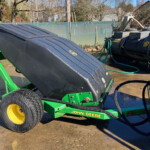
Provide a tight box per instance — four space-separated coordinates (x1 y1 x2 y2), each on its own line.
31 21 114 46
1 21 116 46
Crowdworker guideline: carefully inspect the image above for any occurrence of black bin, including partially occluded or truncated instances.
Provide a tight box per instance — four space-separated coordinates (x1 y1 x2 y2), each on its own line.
0 24 111 101
124 31 150 61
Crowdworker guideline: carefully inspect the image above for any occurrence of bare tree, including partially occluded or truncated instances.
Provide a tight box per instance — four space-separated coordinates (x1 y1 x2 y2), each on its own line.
11 0 28 22
66 0 71 22
0 0 5 21
136 0 145 6
115 0 133 21
95 0 108 21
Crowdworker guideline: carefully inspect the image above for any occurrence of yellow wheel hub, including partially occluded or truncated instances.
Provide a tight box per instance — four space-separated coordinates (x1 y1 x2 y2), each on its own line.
7 104 25 125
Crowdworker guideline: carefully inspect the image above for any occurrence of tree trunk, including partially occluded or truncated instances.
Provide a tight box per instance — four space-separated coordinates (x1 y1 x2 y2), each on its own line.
11 0 17 22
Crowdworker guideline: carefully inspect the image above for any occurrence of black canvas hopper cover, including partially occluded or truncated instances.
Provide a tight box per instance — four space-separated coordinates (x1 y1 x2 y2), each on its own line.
0 24 111 102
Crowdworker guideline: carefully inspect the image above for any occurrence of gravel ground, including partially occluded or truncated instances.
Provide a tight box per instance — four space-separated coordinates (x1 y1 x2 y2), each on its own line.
0 60 150 150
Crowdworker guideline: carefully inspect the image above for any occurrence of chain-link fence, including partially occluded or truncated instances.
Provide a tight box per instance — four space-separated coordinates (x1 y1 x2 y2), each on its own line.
31 21 114 46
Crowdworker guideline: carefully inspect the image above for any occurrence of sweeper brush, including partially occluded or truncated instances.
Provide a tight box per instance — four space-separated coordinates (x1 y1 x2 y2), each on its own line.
0 24 149 135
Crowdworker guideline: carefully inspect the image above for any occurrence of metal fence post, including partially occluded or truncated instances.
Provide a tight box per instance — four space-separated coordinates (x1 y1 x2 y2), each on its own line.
95 26 98 46
69 22 71 40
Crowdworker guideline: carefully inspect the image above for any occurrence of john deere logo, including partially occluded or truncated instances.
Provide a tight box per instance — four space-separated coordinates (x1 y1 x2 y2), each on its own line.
69 50 77 56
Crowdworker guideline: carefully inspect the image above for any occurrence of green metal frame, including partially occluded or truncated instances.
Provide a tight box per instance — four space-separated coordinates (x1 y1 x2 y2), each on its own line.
42 90 149 120
0 62 19 98
0 58 148 121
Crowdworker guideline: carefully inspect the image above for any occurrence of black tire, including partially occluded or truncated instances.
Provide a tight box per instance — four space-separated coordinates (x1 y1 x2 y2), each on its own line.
0 89 44 133
17 89 44 122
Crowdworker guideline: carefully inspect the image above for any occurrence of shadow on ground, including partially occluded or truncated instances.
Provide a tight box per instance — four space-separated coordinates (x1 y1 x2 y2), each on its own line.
0 75 150 149
41 92 150 150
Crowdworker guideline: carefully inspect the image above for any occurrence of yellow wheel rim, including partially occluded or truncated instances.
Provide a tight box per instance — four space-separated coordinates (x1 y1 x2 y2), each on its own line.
7 104 25 125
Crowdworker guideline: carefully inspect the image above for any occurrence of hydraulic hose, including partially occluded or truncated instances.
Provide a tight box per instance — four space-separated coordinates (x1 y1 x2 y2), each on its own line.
142 82 150 118
114 80 150 136
42 71 150 136
98 39 139 74
43 97 127 124
43 79 150 136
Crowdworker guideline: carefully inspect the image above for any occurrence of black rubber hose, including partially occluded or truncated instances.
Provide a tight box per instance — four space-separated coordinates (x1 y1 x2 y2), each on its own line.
114 80 150 136
42 80 150 136
43 97 103 111
142 82 150 118
114 80 149 126
43 97 128 124
114 80 147 115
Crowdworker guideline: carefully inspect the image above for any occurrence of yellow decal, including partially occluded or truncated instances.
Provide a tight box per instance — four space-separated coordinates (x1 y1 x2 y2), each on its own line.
143 41 150 47
71 111 101 118
86 112 101 118
113 39 121 43
69 50 77 56
71 111 84 115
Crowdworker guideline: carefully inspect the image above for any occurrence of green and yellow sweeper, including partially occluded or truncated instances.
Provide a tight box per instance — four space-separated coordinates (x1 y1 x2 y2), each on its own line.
0 24 149 135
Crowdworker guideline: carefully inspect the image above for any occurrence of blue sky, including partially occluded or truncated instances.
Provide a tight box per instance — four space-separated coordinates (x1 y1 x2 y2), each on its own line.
131 0 139 6
132 0 137 6
132 0 149 6
106 0 149 8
